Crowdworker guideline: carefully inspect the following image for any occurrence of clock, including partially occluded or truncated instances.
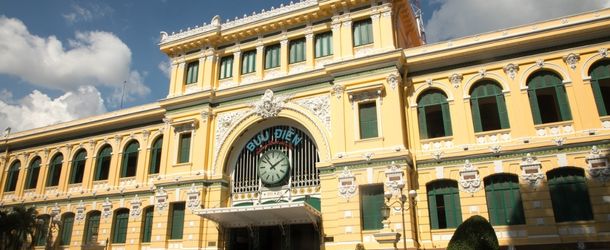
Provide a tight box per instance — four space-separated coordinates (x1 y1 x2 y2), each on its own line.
258 149 290 186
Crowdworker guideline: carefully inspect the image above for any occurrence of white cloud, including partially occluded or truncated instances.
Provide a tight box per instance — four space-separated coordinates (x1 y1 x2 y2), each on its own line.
425 0 610 43
62 3 113 24
158 60 171 78
0 15 149 106
0 86 107 132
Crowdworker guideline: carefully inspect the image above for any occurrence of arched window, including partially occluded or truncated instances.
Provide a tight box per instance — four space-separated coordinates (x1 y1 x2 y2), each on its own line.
4 161 20 192
589 60 610 116
141 206 154 242
69 149 87 184
94 145 112 181
426 180 462 229
527 71 572 124
547 167 593 222
25 157 41 189
470 81 510 132
112 209 130 243
59 213 74 246
35 214 50 246
83 211 101 245
46 154 63 187
149 137 163 174
417 90 452 139
484 174 525 225
121 141 139 178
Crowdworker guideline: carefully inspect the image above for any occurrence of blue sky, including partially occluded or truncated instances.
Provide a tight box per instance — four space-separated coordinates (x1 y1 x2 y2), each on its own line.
0 0 608 132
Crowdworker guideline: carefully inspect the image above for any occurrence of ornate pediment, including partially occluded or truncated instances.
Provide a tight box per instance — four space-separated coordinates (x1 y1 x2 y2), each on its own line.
251 89 290 119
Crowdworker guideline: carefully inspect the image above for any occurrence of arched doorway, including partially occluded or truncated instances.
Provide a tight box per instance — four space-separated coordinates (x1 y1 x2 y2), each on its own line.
201 118 322 250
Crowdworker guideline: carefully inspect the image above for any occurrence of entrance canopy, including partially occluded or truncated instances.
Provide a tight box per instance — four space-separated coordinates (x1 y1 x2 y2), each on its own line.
196 201 321 228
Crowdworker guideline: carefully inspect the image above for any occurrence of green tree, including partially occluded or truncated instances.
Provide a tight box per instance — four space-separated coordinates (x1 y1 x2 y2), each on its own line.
0 205 44 250
447 215 499 250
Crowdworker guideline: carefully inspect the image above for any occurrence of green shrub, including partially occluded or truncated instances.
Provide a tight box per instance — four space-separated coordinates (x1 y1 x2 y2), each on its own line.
447 215 499 250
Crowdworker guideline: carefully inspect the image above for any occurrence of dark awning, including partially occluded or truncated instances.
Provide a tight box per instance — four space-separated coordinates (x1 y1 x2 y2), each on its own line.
196 201 321 228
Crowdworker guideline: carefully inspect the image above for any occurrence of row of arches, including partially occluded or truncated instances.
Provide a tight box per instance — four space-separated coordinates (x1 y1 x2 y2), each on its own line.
34 205 164 247
417 60 610 139
4 137 164 193
426 167 592 229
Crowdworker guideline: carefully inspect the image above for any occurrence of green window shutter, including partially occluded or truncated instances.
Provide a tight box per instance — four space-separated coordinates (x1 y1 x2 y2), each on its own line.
353 19 373 46
359 102 378 139
315 32 333 58
5 162 19 192
441 102 452 136
35 216 50 246
591 80 607 116
95 146 111 181
26 159 41 189
178 133 192 163
85 212 101 244
470 98 483 132
428 193 439 229
360 185 384 230
242 50 256 74
548 168 593 222
149 138 162 174
290 39 305 64
142 207 154 242
185 61 199 84
527 89 542 124
121 142 139 178
265 45 280 69
170 203 185 239
555 85 572 121
70 151 86 184
418 107 428 139
219 56 234 79
60 214 74 245
47 155 63 187
113 210 129 243
496 94 510 129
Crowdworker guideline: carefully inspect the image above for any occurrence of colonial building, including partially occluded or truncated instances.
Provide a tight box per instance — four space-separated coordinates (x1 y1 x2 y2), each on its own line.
1 0 610 249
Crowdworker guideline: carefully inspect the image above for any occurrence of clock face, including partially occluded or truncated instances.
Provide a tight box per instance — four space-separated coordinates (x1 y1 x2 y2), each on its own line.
258 149 290 186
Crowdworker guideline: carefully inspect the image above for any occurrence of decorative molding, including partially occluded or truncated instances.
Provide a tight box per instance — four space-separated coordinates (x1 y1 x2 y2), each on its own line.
200 109 212 123
172 120 198 134
213 110 248 162
348 89 382 109
520 153 544 188
553 137 566 147
160 0 317 44
563 53 580 70
363 152 374 162
387 73 401 90
432 151 443 162
489 145 502 154
186 183 201 211
586 146 610 182
384 161 404 197
294 95 331 132
75 200 86 221
477 69 487 78
449 73 462 88
503 63 519 80
102 197 113 219
599 48 608 58
130 195 142 217
155 187 168 212
51 203 61 221
331 84 344 99
338 167 357 200
459 160 481 194
251 89 290 119
535 59 545 68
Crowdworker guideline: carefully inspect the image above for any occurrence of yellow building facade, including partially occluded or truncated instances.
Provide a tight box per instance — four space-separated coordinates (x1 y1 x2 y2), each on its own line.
1 0 610 249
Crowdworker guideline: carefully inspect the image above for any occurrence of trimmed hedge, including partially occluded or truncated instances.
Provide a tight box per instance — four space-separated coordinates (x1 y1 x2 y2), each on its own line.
447 215 499 250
